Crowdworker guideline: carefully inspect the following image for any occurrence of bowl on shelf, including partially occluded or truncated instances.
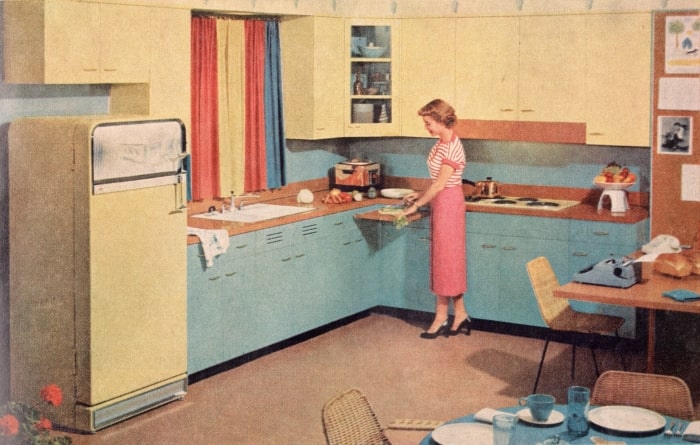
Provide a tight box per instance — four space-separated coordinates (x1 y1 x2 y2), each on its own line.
360 46 386 58
365 87 379 95
593 180 635 191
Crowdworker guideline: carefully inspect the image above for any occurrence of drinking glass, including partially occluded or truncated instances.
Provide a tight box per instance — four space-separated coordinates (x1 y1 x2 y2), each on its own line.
493 413 517 445
566 386 590 436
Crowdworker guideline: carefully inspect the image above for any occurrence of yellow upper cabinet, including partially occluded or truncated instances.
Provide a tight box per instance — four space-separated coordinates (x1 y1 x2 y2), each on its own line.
518 15 586 123
400 18 456 137
345 19 400 137
281 16 345 140
585 14 651 147
4 0 150 84
455 17 520 121
456 15 586 123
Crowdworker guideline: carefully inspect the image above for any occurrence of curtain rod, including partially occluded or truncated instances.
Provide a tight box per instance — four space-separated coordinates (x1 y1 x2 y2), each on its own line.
192 11 282 21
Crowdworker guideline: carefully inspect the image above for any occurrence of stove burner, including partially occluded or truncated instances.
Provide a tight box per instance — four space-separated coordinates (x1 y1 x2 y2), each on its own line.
493 199 517 205
526 201 560 207
465 195 505 202
517 197 539 202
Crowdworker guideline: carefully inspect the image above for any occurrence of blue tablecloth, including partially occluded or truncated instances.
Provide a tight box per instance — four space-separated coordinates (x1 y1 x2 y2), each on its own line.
419 405 688 444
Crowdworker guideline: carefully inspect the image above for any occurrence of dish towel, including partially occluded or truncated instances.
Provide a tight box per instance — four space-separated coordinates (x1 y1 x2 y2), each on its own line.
662 289 700 302
473 408 512 423
187 227 230 267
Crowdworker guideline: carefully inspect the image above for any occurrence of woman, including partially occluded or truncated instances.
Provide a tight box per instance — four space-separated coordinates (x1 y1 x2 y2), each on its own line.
401 99 470 339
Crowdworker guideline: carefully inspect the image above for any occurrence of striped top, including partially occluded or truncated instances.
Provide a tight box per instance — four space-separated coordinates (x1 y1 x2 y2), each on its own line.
427 135 466 187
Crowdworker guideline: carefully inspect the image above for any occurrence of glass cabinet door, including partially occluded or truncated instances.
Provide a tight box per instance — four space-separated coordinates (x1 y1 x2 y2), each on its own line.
347 21 399 136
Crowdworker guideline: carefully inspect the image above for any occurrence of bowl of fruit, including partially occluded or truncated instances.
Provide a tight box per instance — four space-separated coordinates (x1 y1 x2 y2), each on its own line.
593 162 636 190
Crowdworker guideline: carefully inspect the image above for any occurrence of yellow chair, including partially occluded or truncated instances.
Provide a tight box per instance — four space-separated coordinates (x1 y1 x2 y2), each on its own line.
321 388 442 445
591 370 695 420
526 256 625 393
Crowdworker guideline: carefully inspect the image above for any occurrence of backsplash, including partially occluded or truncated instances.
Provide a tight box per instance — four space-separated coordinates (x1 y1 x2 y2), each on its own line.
286 137 651 193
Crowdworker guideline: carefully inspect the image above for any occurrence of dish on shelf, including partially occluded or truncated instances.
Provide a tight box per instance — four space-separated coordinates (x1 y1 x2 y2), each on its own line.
359 46 385 58
516 408 565 426
587 406 666 435
380 188 414 199
431 423 492 445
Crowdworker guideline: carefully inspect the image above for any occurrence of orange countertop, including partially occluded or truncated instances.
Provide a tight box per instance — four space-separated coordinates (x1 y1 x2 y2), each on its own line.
186 177 649 244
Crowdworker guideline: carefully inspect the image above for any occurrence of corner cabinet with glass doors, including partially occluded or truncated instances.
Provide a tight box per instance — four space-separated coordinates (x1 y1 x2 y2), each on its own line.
346 20 400 137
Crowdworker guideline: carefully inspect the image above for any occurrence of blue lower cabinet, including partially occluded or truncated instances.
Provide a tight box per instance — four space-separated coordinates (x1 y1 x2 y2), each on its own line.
466 214 569 328
403 227 433 312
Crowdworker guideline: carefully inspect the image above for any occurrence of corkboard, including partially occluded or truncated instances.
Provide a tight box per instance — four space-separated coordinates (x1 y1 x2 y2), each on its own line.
651 10 700 246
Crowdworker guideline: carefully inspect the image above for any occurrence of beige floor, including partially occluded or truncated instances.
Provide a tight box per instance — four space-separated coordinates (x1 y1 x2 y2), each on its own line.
63 312 699 445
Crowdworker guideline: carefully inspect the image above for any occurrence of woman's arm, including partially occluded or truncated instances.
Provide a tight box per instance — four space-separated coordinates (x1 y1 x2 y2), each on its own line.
402 163 455 216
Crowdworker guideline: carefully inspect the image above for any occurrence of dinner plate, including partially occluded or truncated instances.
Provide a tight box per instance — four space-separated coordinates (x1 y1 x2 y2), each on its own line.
431 423 493 445
517 408 565 426
380 188 414 199
588 406 666 435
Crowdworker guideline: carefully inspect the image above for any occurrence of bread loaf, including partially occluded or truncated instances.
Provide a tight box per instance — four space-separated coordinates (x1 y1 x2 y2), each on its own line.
654 253 693 278
681 250 700 275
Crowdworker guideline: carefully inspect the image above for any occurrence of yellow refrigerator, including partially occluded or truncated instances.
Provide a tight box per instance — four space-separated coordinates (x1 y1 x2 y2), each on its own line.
8 116 188 432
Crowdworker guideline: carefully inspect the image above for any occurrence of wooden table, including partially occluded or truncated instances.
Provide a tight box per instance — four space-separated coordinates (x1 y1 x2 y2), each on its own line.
554 260 700 373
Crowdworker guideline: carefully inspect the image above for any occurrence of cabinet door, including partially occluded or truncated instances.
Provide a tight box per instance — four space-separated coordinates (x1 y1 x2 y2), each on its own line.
44 1 101 83
346 19 400 137
98 4 150 83
519 15 586 123
585 13 651 147
187 246 225 374
400 19 456 137
281 16 345 139
403 227 434 312
455 17 520 121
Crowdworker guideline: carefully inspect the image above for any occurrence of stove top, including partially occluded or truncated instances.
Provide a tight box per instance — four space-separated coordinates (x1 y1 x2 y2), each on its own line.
465 196 580 211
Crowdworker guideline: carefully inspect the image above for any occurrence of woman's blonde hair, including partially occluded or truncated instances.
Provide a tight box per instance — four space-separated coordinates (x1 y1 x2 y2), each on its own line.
418 99 457 129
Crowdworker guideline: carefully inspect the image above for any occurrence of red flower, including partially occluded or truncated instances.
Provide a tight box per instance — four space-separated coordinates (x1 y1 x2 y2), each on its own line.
40 384 63 407
0 414 19 436
35 417 52 431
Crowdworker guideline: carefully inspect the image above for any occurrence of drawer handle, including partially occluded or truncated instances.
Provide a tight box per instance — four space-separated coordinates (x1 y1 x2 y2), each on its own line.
225 272 237 277
82 68 98 72
572 251 589 257
520 108 535 113
208 276 221 281
500 108 514 112
593 231 610 236
334 222 344 226
295 253 305 258
281 257 292 262
236 244 249 249
343 241 352 246
481 243 497 249
502 246 517 251
588 132 604 136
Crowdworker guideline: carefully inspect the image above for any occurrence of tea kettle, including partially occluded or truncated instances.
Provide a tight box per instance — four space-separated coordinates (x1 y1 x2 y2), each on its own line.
474 177 500 198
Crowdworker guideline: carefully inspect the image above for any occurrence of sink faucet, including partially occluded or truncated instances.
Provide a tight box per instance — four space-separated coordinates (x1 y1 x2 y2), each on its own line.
229 191 259 210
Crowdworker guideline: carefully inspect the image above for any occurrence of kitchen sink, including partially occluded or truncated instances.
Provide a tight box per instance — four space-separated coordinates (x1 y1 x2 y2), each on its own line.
193 203 316 223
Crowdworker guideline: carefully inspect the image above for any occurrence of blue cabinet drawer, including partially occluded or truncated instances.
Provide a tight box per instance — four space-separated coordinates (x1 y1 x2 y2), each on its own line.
467 213 568 241
255 223 297 251
569 219 648 246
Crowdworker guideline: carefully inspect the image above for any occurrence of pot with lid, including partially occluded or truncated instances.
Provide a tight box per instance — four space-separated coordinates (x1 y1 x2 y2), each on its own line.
474 177 499 198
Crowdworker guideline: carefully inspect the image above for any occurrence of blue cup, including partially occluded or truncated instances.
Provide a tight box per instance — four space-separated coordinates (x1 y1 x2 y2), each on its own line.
518 393 555 422
566 386 590 436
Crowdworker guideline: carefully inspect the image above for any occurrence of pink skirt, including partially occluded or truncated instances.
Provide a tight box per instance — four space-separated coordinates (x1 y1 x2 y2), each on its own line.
430 186 467 296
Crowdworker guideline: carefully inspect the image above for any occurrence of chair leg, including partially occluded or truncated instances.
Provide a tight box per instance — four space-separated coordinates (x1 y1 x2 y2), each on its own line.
533 335 550 394
615 332 627 371
589 334 601 376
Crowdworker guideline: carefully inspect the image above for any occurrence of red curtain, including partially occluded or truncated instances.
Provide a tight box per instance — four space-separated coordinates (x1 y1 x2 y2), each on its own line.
190 17 221 200
244 21 267 192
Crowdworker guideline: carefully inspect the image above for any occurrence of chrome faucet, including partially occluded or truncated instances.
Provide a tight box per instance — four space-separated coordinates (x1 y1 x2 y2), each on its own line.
229 191 259 210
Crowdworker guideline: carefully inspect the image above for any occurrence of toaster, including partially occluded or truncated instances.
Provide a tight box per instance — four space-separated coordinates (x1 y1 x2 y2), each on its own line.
333 160 381 191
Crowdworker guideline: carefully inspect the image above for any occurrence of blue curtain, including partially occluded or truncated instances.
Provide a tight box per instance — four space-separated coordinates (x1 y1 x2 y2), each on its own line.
264 21 286 189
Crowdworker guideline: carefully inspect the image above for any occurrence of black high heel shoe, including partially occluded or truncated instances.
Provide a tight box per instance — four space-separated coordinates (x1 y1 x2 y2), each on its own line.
449 317 472 336
420 321 450 339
